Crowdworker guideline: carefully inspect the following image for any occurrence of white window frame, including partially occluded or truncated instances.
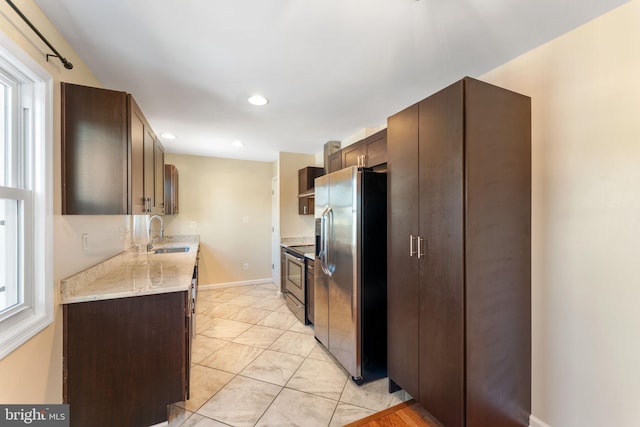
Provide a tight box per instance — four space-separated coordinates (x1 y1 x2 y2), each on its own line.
0 31 53 360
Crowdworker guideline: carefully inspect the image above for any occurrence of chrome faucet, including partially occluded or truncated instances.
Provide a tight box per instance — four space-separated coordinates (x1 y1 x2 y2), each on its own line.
147 215 164 251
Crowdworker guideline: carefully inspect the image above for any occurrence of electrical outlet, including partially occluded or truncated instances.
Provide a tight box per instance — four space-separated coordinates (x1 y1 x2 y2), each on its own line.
82 233 89 251
243 216 249 224
243 263 249 270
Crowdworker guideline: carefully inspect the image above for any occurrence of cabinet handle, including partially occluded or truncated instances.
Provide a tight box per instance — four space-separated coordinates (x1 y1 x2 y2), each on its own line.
409 235 417 257
417 236 425 259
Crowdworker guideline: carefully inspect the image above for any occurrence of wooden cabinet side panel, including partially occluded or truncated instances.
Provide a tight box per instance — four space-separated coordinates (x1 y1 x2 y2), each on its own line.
61 83 128 214
464 78 532 427
129 96 145 214
418 81 465 427
64 293 187 427
386 103 420 399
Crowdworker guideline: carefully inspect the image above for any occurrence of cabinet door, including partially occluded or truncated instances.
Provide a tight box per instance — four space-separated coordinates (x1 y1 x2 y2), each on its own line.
129 96 147 214
298 167 324 193
327 151 342 173
164 164 179 215
153 140 165 213
363 129 387 167
298 197 314 215
61 83 128 214
63 292 188 426
342 140 365 168
418 80 465 427
386 103 420 399
143 127 156 213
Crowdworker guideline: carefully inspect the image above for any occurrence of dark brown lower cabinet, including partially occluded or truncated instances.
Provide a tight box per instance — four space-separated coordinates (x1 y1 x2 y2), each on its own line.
63 292 190 427
387 77 531 427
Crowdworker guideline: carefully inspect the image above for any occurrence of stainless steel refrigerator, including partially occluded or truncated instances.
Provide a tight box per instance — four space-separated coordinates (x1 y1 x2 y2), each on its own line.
314 166 387 384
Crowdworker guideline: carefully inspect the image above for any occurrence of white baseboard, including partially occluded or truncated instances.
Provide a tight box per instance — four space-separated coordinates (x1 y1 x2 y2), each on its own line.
199 278 274 290
530 415 551 427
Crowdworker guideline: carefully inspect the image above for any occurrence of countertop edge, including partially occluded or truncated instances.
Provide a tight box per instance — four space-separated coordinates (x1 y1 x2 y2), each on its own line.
60 236 199 305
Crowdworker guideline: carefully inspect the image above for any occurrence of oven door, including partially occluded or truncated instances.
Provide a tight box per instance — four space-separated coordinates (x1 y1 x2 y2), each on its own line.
285 251 306 304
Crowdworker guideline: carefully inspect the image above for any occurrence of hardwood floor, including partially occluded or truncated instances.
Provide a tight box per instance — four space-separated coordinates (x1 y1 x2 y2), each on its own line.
345 400 443 427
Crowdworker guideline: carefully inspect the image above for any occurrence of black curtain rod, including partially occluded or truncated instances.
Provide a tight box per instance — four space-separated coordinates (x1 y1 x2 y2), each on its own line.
5 0 73 69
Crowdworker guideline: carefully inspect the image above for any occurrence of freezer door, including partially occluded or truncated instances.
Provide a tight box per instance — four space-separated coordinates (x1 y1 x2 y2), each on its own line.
327 167 360 378
314 174 330 348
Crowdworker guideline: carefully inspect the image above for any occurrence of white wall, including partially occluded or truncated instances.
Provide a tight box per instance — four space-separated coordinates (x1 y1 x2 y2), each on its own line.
164 153 273 285
481 1 640 425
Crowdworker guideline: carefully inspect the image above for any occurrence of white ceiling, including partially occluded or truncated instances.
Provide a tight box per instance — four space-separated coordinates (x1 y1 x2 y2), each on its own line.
36 0 628 162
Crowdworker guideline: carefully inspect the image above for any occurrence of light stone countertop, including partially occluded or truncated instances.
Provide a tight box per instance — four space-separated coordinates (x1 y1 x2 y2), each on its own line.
60 235 199 304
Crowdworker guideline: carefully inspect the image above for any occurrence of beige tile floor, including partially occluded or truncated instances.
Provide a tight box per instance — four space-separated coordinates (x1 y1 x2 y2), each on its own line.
167 282 408 427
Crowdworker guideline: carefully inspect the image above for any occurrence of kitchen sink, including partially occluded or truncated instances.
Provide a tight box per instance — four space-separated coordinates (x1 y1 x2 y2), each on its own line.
153 247 190 254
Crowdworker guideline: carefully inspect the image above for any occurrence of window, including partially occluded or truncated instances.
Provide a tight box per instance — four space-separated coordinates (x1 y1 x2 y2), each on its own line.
0 32 53 359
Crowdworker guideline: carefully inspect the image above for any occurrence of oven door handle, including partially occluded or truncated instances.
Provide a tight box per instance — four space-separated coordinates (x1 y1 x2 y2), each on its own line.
285 252 305 264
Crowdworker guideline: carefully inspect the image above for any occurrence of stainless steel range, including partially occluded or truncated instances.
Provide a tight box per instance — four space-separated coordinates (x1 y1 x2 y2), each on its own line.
282 244 314 324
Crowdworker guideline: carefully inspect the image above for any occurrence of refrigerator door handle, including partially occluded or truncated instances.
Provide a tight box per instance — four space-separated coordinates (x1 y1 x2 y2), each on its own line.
325 208 335 276
319 207 331 275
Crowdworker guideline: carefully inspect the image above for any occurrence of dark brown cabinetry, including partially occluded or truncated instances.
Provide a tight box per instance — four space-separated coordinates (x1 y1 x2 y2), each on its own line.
342 129 387 169
298 166 324 215
62 83 164 215
325 129 387 174
154 137 165 213
129 95 165 214
387 77 531 427
61 83 128 214
327 150 343 174
63 291 190 427
164 164 179 215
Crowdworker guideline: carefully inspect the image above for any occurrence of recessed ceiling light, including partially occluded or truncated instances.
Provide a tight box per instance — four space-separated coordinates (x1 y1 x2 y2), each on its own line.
161 133 176 140
232 140 244 147
248 95 268 106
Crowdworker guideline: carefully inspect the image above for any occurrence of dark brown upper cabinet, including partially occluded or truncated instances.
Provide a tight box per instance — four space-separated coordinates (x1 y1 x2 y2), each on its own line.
387 77 531 427
325 129 387 174
342 128 387 170
62 83 164 215
164 164 179 215
61 83 128 214
327 150 343 174
298 166 324 215
128 95 164 215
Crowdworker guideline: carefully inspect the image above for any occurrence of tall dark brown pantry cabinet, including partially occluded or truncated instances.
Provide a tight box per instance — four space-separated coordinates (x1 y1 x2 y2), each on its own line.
387 77 531 427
